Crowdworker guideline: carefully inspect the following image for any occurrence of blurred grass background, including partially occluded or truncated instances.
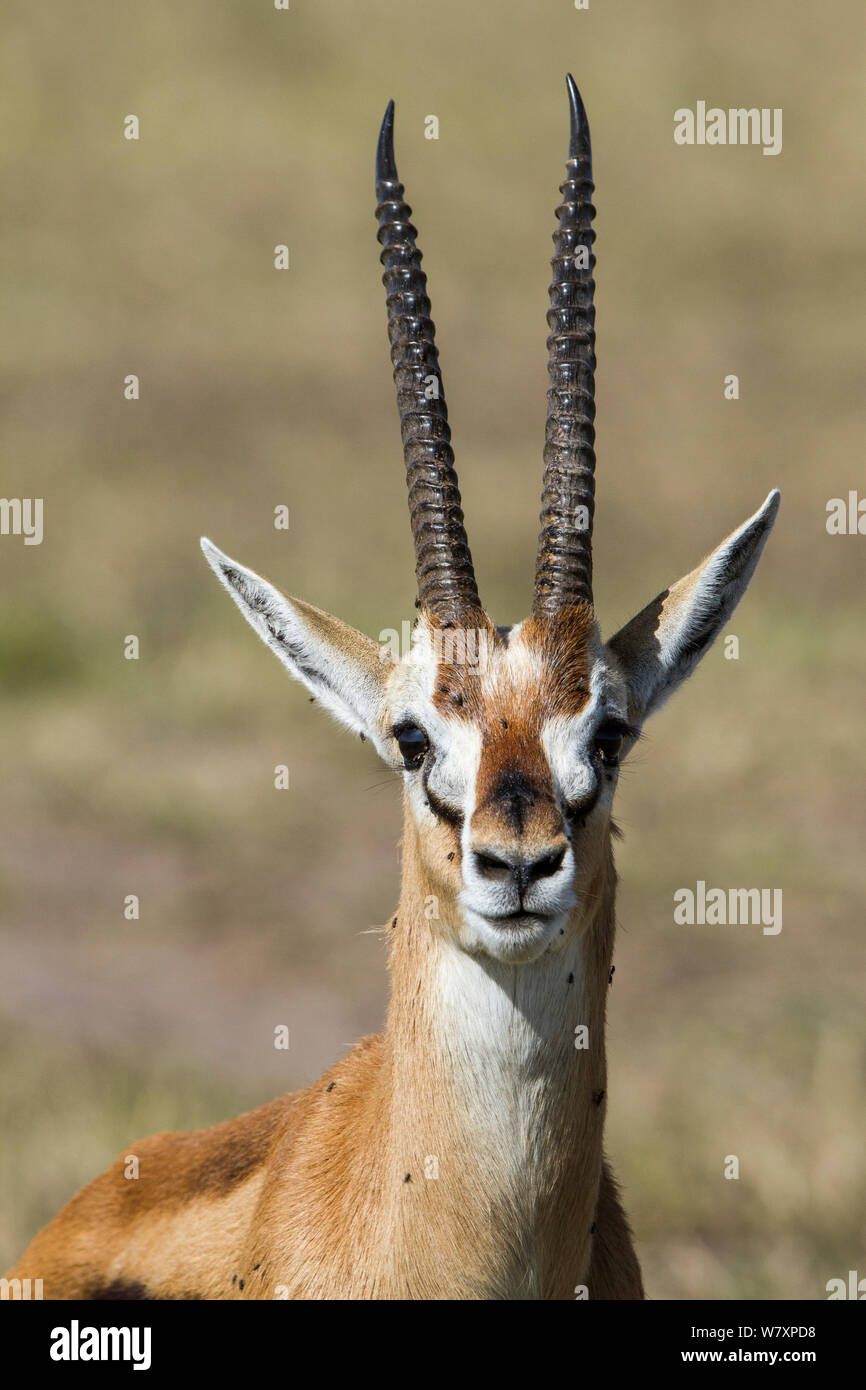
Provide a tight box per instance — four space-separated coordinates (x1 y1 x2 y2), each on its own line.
1 0 864 1299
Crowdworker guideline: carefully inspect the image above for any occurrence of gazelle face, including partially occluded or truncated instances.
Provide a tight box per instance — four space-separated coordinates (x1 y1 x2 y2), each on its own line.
381 611 632 963
201 469 778 969
200 77 779 970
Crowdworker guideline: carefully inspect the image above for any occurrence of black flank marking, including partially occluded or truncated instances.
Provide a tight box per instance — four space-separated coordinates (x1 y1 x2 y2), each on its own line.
391 916 397 927
326 1081 336 1092
590 1222 597 1235
252 1263 261 1271
87 1279 152 1301
447 851 454 861
196 1140 266 1197
238 1278 244 1291
593 1089 606 1106
567 972 574 984
404 1173 411 1183
232 1274 238 1284
609 965 615 984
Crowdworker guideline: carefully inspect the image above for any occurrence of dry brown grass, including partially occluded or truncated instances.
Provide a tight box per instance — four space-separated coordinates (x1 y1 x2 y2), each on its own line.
1 0 864 1298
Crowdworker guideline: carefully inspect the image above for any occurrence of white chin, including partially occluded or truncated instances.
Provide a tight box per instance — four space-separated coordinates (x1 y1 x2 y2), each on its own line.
461 908 566 964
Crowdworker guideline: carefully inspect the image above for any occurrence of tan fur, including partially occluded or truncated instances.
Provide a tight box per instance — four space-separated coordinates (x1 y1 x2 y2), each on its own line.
7 607 645 1300
11 489 777 1298
8 837 641 1300
20 87 778 1298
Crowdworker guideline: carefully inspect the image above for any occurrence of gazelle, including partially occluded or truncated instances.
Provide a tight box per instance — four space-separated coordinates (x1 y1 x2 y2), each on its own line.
8 77 778 1301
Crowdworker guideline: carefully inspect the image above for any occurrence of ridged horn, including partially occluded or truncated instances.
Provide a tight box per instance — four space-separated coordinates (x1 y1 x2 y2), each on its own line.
375 100 481 622
533 74 596 616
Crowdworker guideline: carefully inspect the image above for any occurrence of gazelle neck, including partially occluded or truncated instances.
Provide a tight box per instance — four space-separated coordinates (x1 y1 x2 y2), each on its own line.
379 809 617 1298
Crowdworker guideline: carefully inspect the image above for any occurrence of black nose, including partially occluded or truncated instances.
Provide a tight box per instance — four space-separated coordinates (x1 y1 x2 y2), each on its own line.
472 846 567 895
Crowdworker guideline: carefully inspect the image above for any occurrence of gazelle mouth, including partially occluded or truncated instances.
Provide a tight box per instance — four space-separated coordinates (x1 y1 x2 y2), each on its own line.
469 908 567 938
460 903 571 963
487 909 554 925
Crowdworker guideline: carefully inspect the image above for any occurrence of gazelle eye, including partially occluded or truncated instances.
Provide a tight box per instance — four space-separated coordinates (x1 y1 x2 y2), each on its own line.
395 724 429 769
594 722 625 767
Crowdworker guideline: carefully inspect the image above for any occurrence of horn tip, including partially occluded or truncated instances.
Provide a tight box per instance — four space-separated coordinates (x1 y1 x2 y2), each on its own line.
565 74 591 164
376 99 398 185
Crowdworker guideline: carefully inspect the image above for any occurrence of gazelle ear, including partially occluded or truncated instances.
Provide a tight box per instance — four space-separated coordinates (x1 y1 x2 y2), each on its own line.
200 539 390 743
605 490 780 723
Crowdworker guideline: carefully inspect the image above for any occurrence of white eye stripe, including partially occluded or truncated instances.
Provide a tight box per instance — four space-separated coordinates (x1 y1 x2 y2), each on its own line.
543 686 629 805
388 618 629 822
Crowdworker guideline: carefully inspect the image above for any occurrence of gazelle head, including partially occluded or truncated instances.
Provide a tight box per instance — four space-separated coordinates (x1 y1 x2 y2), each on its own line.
202 77 779 966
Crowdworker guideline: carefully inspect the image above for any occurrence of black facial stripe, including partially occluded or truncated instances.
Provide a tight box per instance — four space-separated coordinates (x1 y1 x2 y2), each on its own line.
565 781 601 826
422 761 464 829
